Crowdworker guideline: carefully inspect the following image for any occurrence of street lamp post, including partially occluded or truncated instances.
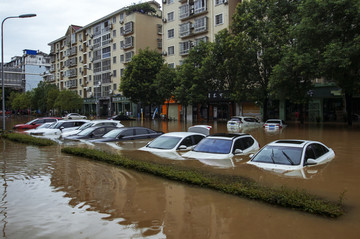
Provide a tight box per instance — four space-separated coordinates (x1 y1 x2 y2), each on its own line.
1 14 36 131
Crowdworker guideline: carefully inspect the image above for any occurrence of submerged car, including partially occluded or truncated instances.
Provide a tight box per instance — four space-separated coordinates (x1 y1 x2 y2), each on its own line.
89 127 163 143
109 114 136 121
140 125 212 153
263 119 286 129
61 119 124 137
29 119 89 136
247 140 335 172
63 126 118 140
227 116 261 128
183 133 260 160
63 113 87 120
13 117 62 130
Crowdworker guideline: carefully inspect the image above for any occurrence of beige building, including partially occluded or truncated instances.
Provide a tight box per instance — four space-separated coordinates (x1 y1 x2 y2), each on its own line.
162 0 243 120
162 0 241 67
47 1 162 117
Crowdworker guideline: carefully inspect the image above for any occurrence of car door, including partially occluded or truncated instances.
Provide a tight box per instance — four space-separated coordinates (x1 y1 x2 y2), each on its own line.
119 129 135 140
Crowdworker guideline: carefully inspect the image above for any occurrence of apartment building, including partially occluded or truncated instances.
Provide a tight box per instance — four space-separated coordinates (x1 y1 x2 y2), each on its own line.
162 0 244 120
47 1 162 117
6 50 51 92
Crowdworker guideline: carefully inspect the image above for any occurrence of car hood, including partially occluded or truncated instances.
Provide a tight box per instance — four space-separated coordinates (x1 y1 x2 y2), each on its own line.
30 129 61 135
183 151 233 160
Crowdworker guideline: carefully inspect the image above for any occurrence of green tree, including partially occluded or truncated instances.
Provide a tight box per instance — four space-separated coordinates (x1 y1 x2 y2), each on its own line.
154 64 176 119
32 82 59 114
295 0 360 125
231 0 300 121
9 91 32 113
47 87 60 116
174 42 212 121
54 90 83 114
120 48 164 116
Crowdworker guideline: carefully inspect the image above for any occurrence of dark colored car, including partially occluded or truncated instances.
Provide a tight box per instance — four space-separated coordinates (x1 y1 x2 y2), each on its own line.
13 117 62 130
89 127 163 143
109 114 136 121
63 126 118 140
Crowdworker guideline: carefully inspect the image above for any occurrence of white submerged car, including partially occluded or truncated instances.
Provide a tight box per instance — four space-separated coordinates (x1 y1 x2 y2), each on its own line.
263 119 286 129
61 119 124 138
183 133 260 160
247 140 335 172
140 125 211 152
29 119 89 137
227 116 261 129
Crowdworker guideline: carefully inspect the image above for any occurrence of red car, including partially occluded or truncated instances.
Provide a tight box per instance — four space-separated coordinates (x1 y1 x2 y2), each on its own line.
13 117 62 130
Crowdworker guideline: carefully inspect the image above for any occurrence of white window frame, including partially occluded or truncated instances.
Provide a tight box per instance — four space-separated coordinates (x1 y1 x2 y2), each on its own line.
168 46 175 55
168 29 175 39
167 11 174 22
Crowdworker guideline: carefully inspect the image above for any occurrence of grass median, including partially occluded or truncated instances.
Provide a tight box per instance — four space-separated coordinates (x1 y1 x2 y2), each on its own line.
61 146 345 218
1 132 57 146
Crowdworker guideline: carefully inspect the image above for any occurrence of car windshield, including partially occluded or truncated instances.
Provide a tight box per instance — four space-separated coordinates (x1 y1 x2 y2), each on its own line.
230 118 241 122
193 138 232 154
78 122 94 130
50 121 63 129
147 136 182 149
251 146 302 165
37 123 54 129
77 127 94 136
26 119 38 124
102 128 123 138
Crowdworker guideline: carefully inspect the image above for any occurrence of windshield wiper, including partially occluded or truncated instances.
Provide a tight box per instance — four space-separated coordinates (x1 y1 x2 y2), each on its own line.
282 151 294 165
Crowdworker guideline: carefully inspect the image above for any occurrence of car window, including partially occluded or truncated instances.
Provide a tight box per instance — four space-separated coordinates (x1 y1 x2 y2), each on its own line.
232 139 244 152
147 136 181 149
230 118 241 122
193 135 205 144
179 136 193 147
74 122 86 127
121 129 134 137
93 128 106 136
306 143 329 159
243 137 254 148
103 122 117 126
34 119 45 124
61 122 75 128
45 119 57 123
135 128 149 135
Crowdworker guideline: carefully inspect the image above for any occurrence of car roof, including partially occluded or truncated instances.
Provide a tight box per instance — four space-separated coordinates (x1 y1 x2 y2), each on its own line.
159 132 203 137
207 133 250 140
266 140 316 148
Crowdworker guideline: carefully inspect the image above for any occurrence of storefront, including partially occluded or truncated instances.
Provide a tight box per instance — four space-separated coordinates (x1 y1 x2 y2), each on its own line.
112 95 137 118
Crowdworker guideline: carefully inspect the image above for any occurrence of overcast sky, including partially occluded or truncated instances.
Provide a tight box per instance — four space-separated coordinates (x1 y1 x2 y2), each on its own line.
0 0 162 62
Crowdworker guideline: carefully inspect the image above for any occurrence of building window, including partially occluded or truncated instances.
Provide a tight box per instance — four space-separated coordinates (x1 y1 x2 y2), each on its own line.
168 46 175 55
113 43 116 50
157 39 162 49
102 59 111 71
102 46 111 59
179 4 190 19
113 56 116 64
102 33 111 46
124 36 134 49
157 24 162 34
168 29 175 39
179 41 192 55
215 14 223 26
194 0 207 14
167 0 174 4
113 70 117 77
195 36 209 46
120 12 124 21
194 16 207 33
93 37 101 49
120 68 124 76
179 22 191 37
113 30 116 37
120 54 124 63
167 12 174 22
113 83 117 90
168 63 175 68
215 0 223 5
112 16 116 23
120 40 124 49
125 51 134 62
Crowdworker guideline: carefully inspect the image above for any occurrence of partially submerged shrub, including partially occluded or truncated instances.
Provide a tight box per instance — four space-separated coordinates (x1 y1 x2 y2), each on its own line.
1 132 56 146
62 146 344 218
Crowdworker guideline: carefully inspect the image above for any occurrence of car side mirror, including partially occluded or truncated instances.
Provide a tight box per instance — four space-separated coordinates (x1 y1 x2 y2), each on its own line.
249 153 254 158
178 145 187 150
60 126 65 131
234 149 243 155
306 158 317 166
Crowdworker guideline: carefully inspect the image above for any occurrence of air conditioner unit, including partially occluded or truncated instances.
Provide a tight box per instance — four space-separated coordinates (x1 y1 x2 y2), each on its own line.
109 89 113 94
224 0 228 4
89 45 93 50
89 92 93 96
119 20 124 24
109 23 113 29
89 57 93 62
190 9 194 15
162 51 167 56
89 34 93 38
191 23 195 29
162 18 167 23
109 73 113 76
190 41 195 47
162 0 166 3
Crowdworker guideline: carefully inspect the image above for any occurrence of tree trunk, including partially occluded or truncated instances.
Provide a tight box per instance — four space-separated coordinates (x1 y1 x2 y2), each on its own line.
262 97 268 122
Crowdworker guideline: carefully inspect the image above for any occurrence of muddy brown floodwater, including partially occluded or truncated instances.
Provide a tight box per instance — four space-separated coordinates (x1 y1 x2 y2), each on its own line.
1 117 360 238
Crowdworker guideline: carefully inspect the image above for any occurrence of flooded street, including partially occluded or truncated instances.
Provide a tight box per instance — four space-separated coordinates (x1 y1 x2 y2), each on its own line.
1 117 360 238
